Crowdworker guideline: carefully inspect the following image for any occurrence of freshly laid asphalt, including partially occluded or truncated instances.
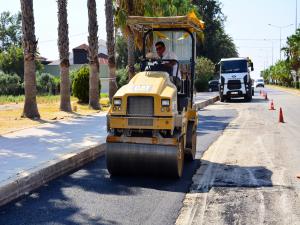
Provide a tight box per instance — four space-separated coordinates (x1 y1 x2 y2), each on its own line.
0 92 238 225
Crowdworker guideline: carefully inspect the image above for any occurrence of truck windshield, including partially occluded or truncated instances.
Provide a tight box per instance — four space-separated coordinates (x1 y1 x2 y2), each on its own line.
221 60 247 73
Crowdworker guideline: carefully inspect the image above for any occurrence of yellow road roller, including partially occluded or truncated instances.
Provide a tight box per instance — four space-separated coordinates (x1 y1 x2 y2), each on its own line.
106 13 205 178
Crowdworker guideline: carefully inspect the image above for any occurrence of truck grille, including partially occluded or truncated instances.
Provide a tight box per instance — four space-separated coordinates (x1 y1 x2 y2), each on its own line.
227 80 241 90
128 118 153 126
127 96 154 116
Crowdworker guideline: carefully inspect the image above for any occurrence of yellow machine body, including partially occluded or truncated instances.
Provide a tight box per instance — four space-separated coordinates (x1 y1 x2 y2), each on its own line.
106 71 197 177
106 14 203 178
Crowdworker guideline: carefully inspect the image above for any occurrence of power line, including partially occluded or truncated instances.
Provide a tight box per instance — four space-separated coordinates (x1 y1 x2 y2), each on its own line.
233 38 280 41
237 46 273 49
39 32 88 44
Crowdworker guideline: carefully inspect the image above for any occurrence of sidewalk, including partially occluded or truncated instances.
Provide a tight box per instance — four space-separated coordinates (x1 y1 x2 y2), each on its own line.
0 92 219 207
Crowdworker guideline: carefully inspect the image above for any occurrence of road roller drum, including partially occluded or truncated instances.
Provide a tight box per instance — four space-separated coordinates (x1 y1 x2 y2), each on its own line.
106 140 184 178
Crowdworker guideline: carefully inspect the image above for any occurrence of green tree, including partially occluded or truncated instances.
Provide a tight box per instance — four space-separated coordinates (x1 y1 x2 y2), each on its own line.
144 0 195 16
192 0 238 62
116 68 129 88
20 0 40 119
0 11 22 52
0 45 23 77
0 45 43 80
283 28 300 83
115 34 128 69
262 60 292 86
195 56 215 79
273 61 292 86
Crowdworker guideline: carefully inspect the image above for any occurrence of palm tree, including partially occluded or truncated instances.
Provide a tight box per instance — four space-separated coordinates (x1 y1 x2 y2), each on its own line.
20 0 40 118
115 0 145 80
57 0 72 112
105 0 118 101
87 0 100 109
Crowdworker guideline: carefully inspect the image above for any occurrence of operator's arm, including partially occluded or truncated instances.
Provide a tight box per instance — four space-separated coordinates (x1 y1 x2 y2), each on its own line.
163 51 178 67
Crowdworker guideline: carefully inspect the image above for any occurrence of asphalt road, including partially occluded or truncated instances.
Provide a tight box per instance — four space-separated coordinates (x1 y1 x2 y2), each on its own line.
177 87 300 225
0 102 236 225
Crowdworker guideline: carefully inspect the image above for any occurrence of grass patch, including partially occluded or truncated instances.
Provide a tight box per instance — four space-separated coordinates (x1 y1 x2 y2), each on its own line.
266 84 300 96
0 94 109 104
0 94 110 135
0 95 25 104
101 93 109 98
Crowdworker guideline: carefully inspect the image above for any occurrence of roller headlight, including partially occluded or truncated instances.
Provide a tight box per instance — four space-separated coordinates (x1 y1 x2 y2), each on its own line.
161 99 170 107
113 98 122 106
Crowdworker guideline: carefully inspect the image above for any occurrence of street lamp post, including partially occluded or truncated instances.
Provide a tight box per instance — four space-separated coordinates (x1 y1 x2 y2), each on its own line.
268 23 293 60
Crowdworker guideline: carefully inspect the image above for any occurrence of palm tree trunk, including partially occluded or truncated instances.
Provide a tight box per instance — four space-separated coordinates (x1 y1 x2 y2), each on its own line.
20 0 40 119
57 0 72 112
127 0 135 80
87 0 100 109
127 29 135 80
105 0 117 101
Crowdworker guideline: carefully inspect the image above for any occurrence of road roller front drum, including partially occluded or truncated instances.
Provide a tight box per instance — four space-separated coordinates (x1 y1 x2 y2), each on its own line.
106 138 184 178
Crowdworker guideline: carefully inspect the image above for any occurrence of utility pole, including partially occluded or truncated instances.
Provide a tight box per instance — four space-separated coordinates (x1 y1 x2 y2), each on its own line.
268 24 293 60
297 0 298 32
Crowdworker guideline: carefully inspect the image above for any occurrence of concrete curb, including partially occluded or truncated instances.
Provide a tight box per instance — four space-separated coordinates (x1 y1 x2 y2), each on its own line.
0 144 106 208
194 95 220 110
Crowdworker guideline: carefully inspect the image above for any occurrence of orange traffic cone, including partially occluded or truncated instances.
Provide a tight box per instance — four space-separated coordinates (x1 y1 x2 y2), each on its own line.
264 93 268 100
269 100 275 110
279 107 284 123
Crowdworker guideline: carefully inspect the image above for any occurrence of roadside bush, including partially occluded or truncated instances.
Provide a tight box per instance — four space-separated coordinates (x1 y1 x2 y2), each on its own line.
36 72 56 95
69 69 77 87
194 78 209 92
194 57 215 92
72 66 90 103
53 76 60 94
0 72 23 95
72 65 101 103
116 68 128 88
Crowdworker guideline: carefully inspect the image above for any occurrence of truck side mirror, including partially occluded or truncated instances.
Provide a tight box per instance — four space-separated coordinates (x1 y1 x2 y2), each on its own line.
215 64 220 73
250 62 254 71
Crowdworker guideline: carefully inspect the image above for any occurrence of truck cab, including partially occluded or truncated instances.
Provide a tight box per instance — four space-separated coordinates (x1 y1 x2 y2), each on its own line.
218 57 254 102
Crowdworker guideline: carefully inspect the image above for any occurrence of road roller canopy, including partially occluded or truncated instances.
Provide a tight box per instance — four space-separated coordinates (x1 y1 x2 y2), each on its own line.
127 11 205 32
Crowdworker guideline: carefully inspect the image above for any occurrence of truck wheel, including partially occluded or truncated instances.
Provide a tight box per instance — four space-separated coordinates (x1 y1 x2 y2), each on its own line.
220 95 225 102
185 122 197 161
245 92 252 102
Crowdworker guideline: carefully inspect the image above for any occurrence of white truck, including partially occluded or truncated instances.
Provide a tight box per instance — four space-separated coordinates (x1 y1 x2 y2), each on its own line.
218 57 254 102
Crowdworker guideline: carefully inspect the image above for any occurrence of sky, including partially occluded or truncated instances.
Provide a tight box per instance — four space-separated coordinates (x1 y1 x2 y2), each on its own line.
0 0 298 79
0 0 106 60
